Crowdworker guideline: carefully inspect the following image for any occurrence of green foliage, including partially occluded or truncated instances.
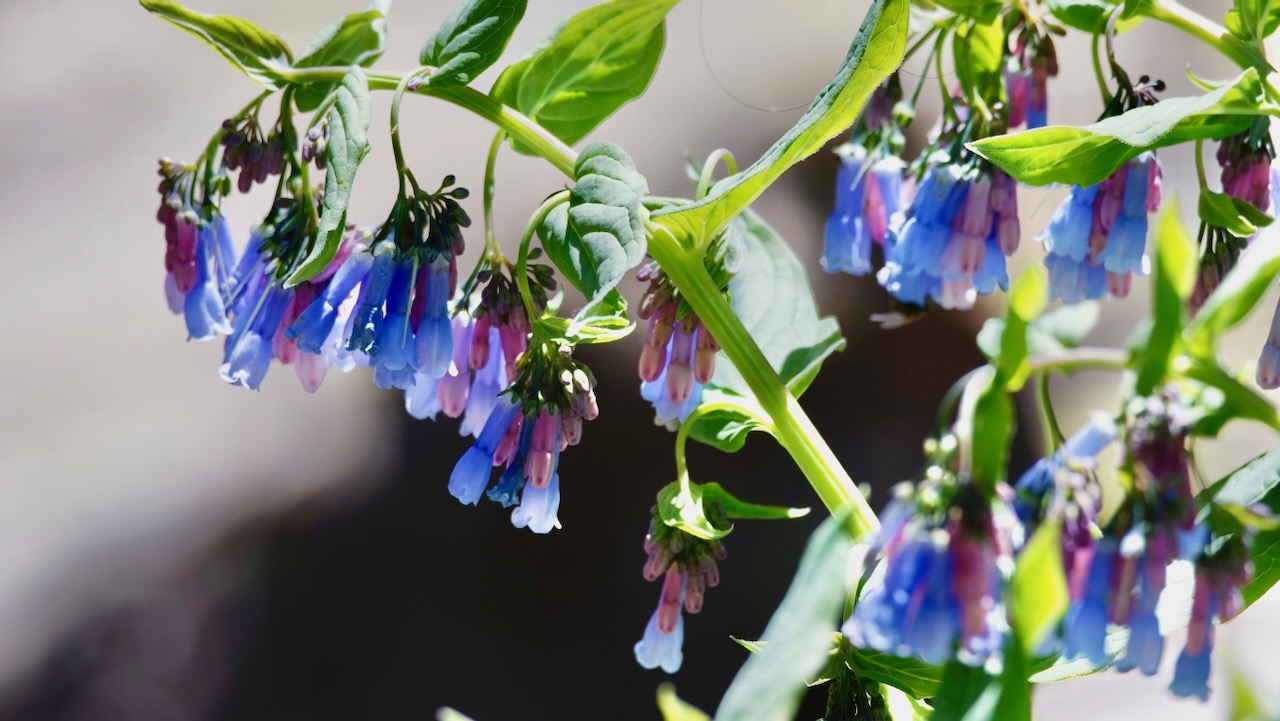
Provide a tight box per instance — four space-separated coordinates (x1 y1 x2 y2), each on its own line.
1010 520 1069 653
537 289 634 345
139 0 293 89
650 0 909 246
490 0 677 151
1047 0 1127 33
978 303 1101 361
971 70 1272 187
1185 231 1280 357
997 266 1049 392
931 0 1002 23
656 479 807 541
658 684 711 721
689 210 845 452
1199 190 1275 237
537 142 649 305
1135 203 1197 394
953 16 1004 106
1227 0 1280 43
713 516 853 721
844 647 942 699
1203 444 1280 605
286 69 372 287
292 4 390 111
421 0 527 87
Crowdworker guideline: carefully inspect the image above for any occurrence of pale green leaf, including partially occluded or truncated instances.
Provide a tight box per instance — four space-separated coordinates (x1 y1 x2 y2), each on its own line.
658 684 711 721
286 68 371 286
292 7 390 111
421 0 527 87
139 0 293 89
1135 202 1195 394
1010 520 1069 653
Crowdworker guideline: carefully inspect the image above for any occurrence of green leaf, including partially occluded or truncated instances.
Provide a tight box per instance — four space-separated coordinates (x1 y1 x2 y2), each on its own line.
538 141 649 304
1010 520 1069 653
538 289 634 345
292 6 390 111
689 209 845 452
929 661 993 721
650 0 908 245
958 366 1014 488
1135 202 1196 394
970 69 1271 187
996 266 1048 392
490 0 677 151
1200 190 1275 237
701 482 809 521
1047 0 1116 33
658 684 711 721
953 16 1003 106
285 68 372 287
844 647 942 699
1227 667 1272 721
656 479 732 541
1185 231 1280 356
1201 443 1280 605
977 303 1100 362
712 516 853 721
934 0 1002 23
421 0 527 87
139 0 293 89
1181 358 1280 435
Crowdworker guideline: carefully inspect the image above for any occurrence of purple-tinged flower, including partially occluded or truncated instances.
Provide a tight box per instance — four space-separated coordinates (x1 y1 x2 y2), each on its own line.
1005 68 1029 128
511 471 560 534
635 567 686 673
1038 155 1161 303
878 164 1018 310
636 261 721 426
1170 535 1252 700
449 396 521 505
822 147 905 276
1257 295 1280 389
844 480 1014 665
182 217 234 340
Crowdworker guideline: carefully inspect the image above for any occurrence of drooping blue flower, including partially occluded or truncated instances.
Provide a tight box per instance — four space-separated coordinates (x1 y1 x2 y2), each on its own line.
1041 185 1099 261
1114 558 1164 676
415 255 453 379
449 397 520 505
634 568 686 674
220 284 293 390
971 234 1009 296
488 419 532 508
1046 254 1108 304
371 257 420 390
288 249 374 353
346 244 397 354
183 220 233 340
1169 645 1212 701
1062 539 1114 666
459 325 507 437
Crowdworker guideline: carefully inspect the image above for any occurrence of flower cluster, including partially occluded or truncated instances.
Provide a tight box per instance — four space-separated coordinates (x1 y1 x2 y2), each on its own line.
634 228 736 427
1005 30 1057 130
1040 153 1162 303
157 159 234 342
844 436 1019 665
633 507 727 674
220 114 286 194
448 338 599 533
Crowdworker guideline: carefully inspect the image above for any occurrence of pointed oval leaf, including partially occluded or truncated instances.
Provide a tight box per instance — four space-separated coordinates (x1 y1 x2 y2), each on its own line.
970 69 1271 187
140 0 293 89
650 0 908 245
491 0 677 151
292 6 390 111
286 68 372 287
421 0 527 87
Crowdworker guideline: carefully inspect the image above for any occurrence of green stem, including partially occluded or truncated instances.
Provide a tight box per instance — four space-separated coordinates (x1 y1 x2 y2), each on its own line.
1090 33 1109 102
647 223 878 537
1028 347 1129 373
1033 372 1064 455
696 149 738 201
1147 0 1252 69
1194 138 1209 192
517 190 571 324
280 67 580 176
483 130 506 261
675 400 772 482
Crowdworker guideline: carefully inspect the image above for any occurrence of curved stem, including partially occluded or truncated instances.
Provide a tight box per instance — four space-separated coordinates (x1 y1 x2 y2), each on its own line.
675 400 773 482
1090 33 1110 102
483 130 506 261
389 70 422 180
647 223 878 537
1194 138 1209 192
1034 372 1065 455
1028 346 1129 372
696 149 739 200
517 190 571 323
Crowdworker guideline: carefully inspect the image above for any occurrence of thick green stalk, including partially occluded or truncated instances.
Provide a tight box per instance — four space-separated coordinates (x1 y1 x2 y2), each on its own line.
648 226 878 536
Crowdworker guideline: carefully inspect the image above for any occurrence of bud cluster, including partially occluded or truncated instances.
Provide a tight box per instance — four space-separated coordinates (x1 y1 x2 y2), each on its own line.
220 115 287 193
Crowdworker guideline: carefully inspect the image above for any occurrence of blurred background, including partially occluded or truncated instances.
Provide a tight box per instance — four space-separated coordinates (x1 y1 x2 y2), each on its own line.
1 0 1278 719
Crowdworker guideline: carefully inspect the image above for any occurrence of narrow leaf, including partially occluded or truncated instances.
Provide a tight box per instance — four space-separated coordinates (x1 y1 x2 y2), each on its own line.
650 0 909 244
1010 520 1069 653
658 684 711 721
1135 201 1196 394
286 68 372 287
421 0 527 87
970 69 1270 187
713 517 853 721
139 0 293 89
